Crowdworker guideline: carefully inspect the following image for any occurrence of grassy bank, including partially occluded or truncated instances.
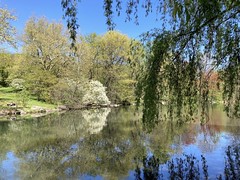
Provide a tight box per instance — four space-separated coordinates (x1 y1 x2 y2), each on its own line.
0 87 57 113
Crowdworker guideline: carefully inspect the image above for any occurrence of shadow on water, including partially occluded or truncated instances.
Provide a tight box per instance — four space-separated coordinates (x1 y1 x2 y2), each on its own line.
0 106 239 179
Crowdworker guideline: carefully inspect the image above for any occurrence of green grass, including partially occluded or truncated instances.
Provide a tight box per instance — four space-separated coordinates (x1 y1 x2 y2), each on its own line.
0 87 57 110
0 87 17 105
27 99 56 109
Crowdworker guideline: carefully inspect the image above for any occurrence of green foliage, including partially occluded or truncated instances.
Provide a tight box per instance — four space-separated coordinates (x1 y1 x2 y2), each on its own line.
136 28 237 129
24 69 58 101
22 17 71 77
139 33 173 129
91 31 132 99
20 17 74 103
222 55 240 117
61 0 79 48
0 7 16 47
0 52 13 86
49 78 85 105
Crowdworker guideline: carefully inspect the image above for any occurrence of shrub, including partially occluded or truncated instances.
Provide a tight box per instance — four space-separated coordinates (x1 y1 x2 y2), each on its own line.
10 78 25 90
49 78 85 105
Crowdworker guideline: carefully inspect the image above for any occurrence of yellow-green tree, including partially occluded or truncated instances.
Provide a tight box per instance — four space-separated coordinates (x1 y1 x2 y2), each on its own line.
81 31 144 103
21 17 71 100
22 17 71 77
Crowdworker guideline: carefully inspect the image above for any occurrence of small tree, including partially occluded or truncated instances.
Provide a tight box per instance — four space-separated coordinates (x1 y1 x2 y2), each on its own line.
24 68 58 101
16 89 29 108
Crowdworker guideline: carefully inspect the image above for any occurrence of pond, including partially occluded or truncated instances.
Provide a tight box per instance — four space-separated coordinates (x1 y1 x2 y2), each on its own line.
0 107 239 179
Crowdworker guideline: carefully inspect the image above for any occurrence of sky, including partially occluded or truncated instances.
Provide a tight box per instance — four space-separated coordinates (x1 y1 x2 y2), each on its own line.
1 0 163 52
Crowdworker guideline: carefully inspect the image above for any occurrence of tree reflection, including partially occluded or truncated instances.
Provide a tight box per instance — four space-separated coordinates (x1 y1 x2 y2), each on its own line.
135 155 162 180
133 144 240 180
223 145 240 179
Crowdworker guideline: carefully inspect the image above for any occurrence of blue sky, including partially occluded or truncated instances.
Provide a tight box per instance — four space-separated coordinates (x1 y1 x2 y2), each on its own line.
1 0 162 39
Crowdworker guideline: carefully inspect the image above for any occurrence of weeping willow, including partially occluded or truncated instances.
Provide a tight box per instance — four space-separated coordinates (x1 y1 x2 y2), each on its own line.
136 3 239 131
62 0 240 129
136 30 216 131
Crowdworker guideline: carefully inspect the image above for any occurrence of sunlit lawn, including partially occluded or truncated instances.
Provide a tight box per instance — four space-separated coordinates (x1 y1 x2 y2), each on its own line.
0 87 56 110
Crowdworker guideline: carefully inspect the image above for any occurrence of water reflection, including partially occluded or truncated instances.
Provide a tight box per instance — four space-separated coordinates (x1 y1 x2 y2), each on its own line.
0 107 239 179
82 108 111 134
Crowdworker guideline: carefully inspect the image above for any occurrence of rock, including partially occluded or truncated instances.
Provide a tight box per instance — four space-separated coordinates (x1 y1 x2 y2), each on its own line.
15 110 21 115
31 106 46 113
7 102 17 108
58 105 69 111
19 109 26 115
10 117 17 121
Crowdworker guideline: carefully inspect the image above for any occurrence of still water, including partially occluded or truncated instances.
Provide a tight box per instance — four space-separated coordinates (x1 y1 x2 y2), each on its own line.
0 107 239 179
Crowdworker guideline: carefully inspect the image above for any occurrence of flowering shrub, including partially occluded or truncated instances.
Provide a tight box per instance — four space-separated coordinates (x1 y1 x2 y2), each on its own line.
82 80 110 105
10 79 25 90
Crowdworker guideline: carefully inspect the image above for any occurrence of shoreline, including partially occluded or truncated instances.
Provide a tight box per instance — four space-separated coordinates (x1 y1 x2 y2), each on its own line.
0 103 127 121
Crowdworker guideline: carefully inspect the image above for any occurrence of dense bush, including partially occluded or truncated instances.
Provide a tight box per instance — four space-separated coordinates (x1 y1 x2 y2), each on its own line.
24 69 58 101
49 78 85 105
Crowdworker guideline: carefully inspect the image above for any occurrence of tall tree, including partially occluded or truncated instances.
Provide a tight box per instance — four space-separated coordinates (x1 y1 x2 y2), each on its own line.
22 17 71 78
95 31 131 102
22 17 72 100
